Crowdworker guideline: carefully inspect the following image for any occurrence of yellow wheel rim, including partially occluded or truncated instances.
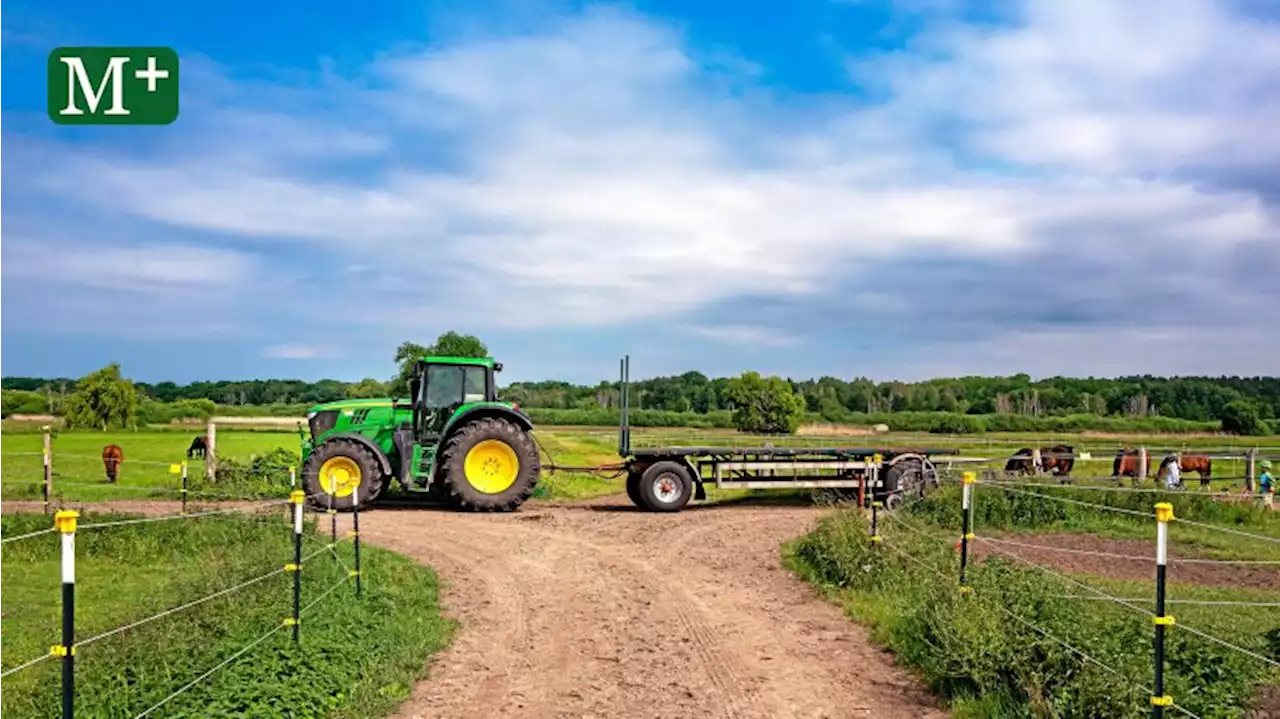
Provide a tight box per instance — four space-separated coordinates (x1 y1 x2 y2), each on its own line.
319 456 361 498
464 440 520 494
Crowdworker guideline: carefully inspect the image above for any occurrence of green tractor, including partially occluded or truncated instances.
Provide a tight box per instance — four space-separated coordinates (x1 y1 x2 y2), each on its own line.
298 356 540 512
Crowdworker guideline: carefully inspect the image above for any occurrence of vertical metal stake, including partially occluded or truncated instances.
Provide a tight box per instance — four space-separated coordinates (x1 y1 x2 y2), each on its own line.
352 496 362 598
870 501 882 545
180 462 189 516
959 471 976 592
328 479 337 546
290 489 304 644
55 510 79 719
43 429 53 516
1152 502 1175 717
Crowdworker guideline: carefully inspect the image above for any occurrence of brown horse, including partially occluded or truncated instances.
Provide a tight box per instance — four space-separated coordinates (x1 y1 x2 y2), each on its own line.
102 444 124 483
1042 445 1075 477
1112 448 1151 480
1180 453 1213 488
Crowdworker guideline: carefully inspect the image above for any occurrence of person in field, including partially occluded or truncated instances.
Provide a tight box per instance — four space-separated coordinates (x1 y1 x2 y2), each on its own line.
1260 460 1274 511
1159 454 1181 490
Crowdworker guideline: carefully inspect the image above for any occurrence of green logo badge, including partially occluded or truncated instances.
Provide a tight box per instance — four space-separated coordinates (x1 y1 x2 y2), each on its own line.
48 47 179 125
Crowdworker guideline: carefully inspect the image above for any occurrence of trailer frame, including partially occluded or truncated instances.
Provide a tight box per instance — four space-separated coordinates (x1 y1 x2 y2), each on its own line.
614 356 959 512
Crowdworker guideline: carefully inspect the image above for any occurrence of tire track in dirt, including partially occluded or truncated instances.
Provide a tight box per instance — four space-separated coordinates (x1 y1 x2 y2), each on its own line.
388 501 946 719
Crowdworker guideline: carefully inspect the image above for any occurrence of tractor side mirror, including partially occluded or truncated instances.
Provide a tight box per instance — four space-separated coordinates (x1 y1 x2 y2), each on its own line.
494 362 503 372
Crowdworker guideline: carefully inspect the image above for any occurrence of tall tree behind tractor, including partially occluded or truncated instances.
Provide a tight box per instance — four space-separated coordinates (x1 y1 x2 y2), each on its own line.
300 356 540 511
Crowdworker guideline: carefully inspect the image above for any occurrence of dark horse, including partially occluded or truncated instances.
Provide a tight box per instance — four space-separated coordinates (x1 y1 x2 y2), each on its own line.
1112 448 1151 480
102 444 124 483
1004 445 1075 477
187 436 207 459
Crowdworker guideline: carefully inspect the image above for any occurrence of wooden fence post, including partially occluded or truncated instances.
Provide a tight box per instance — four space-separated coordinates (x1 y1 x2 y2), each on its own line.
1246 449 1257 494
1138 447 1149 485
205 421 217 482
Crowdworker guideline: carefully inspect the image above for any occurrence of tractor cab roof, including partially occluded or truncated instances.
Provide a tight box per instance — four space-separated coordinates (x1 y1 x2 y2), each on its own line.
419 356 502 371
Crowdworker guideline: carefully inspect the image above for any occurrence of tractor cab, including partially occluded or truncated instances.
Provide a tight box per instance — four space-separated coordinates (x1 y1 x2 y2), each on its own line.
407 356 504 442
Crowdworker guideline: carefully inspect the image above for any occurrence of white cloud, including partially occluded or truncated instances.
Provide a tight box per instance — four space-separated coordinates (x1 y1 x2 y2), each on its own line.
6 1 1279 372
685 324 799 347
262 344 336 360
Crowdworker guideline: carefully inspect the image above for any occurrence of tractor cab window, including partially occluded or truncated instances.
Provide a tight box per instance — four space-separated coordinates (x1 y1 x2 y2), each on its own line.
423 364 489 410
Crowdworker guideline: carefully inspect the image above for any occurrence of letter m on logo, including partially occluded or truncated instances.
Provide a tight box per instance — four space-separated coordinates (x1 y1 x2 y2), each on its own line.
48 47 179 125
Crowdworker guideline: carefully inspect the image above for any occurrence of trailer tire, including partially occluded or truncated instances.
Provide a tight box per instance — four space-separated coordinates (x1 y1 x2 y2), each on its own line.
637 461 693 512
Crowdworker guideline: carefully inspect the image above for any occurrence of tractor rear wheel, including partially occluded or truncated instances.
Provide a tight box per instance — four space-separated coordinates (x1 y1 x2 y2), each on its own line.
440 418 540 511
302 438 385 511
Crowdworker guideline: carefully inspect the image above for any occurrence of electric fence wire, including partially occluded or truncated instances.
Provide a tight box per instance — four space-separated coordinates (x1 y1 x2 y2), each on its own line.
131 621 287 719
0 527 57 545
978 479 1249 496
1049 596 1280 608
979 538 1280 670
129 557 356 718
75 501 290 531
875 527 1198 717
978 481 1174 520
0 651 55 679
976 536 1280 566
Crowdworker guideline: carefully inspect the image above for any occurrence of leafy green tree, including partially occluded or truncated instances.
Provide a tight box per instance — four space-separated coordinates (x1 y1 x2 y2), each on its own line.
431 331 488 358
62 363 138 430
346 377 389 398
1220 399 1264 435
723 371 806 434
389 332 489 396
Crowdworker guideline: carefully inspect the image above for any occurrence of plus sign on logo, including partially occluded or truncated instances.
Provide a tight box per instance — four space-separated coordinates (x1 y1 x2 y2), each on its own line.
48 47 179 125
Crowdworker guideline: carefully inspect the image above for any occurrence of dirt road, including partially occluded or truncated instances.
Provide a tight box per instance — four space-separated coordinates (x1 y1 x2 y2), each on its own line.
358 496 946 719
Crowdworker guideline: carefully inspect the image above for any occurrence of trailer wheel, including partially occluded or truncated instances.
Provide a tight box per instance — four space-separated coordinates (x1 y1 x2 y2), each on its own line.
883 457 929 500
637 461 693 512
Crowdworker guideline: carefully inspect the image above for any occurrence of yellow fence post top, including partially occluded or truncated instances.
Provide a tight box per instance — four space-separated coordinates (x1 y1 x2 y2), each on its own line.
871 453 883 464
289 465 296 472
53 510 79 533
169 463 182 474
962 471 976 484
1154 502 1175 523
290 489 306 504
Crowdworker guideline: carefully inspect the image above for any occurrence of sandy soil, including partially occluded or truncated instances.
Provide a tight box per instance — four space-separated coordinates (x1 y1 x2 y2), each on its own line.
364 497 946 719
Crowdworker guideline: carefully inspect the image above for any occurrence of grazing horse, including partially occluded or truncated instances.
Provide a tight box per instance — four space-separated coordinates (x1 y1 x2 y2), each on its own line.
1112 448 1151 480
102 444 124 483
1005 448 1037 476
1179 453 1213 489
1041 444 1075 477
187 436 207 459
1004 445 1075 478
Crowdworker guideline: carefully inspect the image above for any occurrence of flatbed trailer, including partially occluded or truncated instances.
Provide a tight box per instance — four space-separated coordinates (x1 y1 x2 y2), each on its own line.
614 357 959 512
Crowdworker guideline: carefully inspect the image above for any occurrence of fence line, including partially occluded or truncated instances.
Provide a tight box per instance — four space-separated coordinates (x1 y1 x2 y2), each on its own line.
866 470 1280 717
874 517 1204 719
1 475 366 718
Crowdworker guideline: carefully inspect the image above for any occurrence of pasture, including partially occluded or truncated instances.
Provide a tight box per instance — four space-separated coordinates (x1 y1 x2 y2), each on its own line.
787 479 1280 718
5 422 1279 717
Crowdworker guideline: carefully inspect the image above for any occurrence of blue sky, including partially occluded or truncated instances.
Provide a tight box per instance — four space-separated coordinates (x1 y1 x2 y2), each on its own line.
3 0 1278 386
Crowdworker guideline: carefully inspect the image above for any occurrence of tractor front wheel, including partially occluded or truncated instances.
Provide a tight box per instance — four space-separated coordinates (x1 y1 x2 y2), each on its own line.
440 418 540 511
301 438 385 511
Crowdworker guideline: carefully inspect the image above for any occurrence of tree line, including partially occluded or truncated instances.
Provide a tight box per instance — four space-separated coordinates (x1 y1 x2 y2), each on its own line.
3 331 1277 435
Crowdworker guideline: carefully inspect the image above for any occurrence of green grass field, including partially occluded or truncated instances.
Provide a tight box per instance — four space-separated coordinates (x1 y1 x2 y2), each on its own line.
785 470 1280 718
4 424 1277 506
0 510 454 719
